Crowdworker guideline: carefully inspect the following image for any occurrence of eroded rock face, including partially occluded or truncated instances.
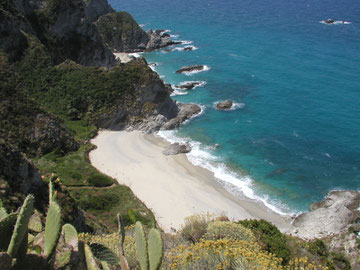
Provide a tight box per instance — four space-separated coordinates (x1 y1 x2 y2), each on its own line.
161 103 202 130
216 100 233 110
290 190 360 239
146 29 180 51
84 0 114 22
162 143 191 155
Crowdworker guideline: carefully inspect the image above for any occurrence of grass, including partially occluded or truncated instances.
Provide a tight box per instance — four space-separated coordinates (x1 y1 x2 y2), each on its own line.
69 186 155 231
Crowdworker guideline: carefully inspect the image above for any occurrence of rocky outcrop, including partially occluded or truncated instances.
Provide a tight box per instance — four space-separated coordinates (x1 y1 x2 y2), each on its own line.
145 29 180 51
175 82 202 90
84 0 114 22
95 12 180 52
176 65 206 74
216 100 233 110
161 103 202 130
0 140 46 211
6 0 115 67
290 191 360 239
162 143 191 155
95 11 150 52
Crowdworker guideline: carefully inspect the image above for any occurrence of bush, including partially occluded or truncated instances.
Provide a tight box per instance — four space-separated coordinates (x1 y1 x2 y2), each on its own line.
308 239 328 258
87 174 114 187
180 214 214 243
237 219 292 265
166 239 283 270
203 221 255 242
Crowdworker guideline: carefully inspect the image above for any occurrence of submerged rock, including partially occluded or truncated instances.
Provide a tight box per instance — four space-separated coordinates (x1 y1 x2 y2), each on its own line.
176 65 205 74
216 100 233 110
174 82 201 90
162 143 191 155
290 190 360 239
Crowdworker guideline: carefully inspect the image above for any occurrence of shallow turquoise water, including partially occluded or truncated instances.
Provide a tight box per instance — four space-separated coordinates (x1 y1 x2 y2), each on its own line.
110 0 360 214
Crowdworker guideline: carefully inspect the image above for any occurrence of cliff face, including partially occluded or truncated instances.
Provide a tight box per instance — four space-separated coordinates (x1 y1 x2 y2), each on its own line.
83 0 114 22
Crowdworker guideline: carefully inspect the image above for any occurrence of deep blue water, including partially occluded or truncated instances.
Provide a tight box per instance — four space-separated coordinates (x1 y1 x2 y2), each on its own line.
109 0 360 214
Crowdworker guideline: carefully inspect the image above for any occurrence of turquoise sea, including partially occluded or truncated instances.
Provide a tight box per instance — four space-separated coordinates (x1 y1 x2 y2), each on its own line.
109 0 360 214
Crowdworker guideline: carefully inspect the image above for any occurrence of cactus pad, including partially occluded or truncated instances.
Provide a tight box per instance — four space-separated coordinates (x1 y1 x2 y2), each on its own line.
28 211 43 233
0 208 7 220
84 244 100 270
135 221 148 270
0 213 17 251
44 201 62 259
148 228 163 270
62 223 78 250
7 195 34 257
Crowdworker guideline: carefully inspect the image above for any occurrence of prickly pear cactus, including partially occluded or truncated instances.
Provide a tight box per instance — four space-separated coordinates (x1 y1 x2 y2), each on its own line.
0 213 17 251
101 260 111 270
62 223 78 250
44 201 61 259
0 207 7 220
28 211 43 233
7 195 34 257
135 221 148 270
84 244 100 270
117 214 125 248
148 228 163 270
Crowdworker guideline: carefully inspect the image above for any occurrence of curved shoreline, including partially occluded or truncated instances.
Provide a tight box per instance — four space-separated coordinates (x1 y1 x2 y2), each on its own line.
89 130 292 233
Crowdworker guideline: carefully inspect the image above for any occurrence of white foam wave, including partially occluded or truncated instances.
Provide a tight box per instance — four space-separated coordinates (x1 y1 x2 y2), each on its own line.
179 40 194 45
172 45 199 52
160 29 171 34
183 65 211 76
170 90 188 96
139 24 146 28
156 130 290 215
173 81 207 90
320 20 351 25
148 62 159 72
170 34 180 38
128 53 142 58
213 101 245 110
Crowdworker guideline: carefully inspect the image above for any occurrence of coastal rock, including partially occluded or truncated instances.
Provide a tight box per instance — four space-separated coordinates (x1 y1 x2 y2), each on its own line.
216 100 233 110
183 46 193 51
146 29 180 51
137 115 168 134
175 82 201 90
95 11 150 52
162 143 191 155
84 0 114 22
176 65 205 74
290 190 360 239
161 103 202 130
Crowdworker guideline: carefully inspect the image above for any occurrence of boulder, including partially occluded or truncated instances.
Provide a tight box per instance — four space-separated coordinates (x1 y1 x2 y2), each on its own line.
176 65 205 74
161 103 201 130
162 143 191 155
146 30 181 51
175 82 201 90
216 100 233 110
183 46 193 51
290 190 360 239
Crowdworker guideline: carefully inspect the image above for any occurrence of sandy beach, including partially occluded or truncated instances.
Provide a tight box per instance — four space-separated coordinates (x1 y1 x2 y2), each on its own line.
89 130 292 233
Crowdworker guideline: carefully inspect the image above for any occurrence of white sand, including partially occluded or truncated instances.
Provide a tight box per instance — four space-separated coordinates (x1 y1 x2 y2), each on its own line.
89 130 292 233
113 53 133 63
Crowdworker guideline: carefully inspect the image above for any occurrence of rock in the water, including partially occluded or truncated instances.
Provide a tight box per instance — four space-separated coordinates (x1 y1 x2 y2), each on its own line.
146 29 181 51
183 46 193 51
175 82 201 90
290 190 360 239
162 143 191 155
216 100 233 110
176 65 205 74
161 103 201 130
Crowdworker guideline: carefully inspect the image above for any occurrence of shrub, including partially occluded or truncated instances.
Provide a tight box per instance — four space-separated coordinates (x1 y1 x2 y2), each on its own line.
179 214 214 243
308 239 328 257
123 236 139 269
203 221 255 242
166 239 283 270
237 219 292 265
87 174 114 187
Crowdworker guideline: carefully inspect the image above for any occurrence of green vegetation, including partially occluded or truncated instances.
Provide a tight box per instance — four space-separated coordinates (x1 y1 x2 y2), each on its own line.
238 219 292 265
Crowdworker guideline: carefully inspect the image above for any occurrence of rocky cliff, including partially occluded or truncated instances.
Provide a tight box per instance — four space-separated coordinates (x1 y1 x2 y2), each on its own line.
95 11 179 52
